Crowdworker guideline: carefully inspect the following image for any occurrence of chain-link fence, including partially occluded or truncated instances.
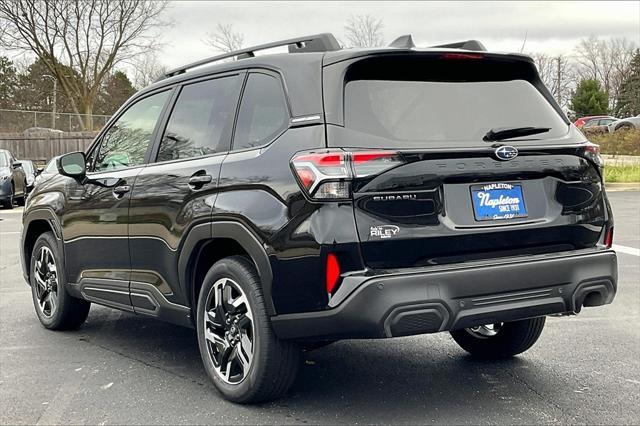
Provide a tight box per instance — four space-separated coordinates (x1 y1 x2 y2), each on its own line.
0 109 111 133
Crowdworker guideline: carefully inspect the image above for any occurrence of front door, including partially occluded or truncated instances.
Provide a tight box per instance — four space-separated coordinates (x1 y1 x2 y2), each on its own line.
62 89 172 311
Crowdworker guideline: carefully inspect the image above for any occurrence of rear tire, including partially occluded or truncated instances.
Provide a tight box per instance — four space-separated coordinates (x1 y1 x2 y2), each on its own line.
30 232 91 330
196 256 300 403
450 317 546 359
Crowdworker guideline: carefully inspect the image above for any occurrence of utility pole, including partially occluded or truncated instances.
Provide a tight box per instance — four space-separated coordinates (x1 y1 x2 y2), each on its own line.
43 75 57 129
555 56 563 106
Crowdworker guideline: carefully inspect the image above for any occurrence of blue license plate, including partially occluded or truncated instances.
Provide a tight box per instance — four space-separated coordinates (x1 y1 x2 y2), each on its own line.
471 183 528 221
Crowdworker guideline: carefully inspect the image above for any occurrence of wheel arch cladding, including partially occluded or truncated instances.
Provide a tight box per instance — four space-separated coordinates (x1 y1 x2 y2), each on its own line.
180 221 275 322
22 210 63 282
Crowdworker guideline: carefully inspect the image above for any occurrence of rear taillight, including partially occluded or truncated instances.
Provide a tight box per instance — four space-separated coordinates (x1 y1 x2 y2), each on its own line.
291 150 404 200
604 226 614 249
582 143 603 168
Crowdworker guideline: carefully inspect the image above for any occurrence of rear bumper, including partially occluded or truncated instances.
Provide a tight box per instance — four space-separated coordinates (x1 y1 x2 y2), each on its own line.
271 249 617 340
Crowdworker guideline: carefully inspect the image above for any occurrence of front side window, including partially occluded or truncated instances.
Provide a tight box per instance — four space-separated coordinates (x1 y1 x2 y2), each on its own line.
233 73 289 150
93 91 170 172
157 75 241 162
0 152 8 167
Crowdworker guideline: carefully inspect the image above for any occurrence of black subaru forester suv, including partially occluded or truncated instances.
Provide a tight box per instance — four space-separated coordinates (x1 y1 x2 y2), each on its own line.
21 34 617 403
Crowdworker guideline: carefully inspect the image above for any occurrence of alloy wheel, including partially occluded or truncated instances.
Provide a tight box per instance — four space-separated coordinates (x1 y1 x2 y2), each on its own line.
203 278 255 384
34 246 58 318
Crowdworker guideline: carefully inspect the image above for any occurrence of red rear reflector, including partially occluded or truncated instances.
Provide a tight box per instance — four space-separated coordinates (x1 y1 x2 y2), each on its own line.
604 227 614 249
326 253 341 294
441 53 483 60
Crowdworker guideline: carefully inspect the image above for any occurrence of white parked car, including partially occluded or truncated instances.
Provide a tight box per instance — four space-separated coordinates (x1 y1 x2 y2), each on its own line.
607 114 640 132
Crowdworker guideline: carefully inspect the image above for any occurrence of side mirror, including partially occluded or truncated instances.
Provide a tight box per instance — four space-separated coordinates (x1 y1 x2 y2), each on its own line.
57 152 86 178
12 161 22 169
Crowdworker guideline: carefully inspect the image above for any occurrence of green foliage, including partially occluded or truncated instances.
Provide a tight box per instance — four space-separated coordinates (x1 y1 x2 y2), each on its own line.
0 56 18 109
571 79 609 116
604 164 640 183
590 129 640 156
94 71 136 115
614 50 640 117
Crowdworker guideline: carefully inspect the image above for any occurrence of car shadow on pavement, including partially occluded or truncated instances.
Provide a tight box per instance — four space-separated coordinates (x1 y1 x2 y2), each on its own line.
73 306 559 420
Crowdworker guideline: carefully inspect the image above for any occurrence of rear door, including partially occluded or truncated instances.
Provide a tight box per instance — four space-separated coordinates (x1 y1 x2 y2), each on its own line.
323 53 607 269
128 72 244 309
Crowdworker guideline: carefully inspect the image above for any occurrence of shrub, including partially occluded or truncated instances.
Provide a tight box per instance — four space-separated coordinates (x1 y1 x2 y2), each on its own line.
589 129 640 156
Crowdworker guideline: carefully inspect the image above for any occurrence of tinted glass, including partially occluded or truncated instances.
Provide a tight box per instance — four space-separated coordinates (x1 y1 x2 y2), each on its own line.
157 76 241 162
93 91 170 172
343 79 568 146
233 73 288 150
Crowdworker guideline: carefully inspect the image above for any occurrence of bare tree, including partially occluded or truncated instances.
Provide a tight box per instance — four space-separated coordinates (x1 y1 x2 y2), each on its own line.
131 52 168 90
205 23 244 53
532 53 576 108
0 0 167 130
344 14 384 48
574 36 637 108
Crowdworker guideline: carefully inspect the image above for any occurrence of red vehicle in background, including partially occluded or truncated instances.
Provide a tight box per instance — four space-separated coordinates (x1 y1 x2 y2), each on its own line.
574 115 615 128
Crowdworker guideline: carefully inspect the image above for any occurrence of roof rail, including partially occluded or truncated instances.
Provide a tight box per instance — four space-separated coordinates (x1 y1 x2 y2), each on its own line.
430 40 487 52
160 33 341 80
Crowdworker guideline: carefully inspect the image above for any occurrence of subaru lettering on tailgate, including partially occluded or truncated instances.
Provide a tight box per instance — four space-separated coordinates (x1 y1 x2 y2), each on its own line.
471 183 528 221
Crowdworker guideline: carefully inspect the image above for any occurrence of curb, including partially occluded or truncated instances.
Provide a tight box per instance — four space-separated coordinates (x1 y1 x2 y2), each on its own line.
605 183 640 192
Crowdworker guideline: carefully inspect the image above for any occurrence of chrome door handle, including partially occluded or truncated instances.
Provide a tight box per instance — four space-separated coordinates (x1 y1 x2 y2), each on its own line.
113 185 131 196
188 174 212 188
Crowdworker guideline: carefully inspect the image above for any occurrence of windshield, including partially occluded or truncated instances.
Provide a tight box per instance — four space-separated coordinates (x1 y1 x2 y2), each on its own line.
21 161 34 173
343 79 568 146
44 157 59 173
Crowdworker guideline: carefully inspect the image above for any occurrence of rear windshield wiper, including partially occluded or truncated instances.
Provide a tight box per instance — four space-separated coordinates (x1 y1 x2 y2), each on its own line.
483 126 551 142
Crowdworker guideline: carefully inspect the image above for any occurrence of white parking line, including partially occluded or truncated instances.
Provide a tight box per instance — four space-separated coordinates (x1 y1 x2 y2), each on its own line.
613 244 640 257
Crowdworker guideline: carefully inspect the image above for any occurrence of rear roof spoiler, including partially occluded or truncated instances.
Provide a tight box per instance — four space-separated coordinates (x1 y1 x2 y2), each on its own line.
430 40 487 52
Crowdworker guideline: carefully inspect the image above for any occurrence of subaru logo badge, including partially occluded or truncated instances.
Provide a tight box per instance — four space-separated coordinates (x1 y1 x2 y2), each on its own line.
494 145 518 161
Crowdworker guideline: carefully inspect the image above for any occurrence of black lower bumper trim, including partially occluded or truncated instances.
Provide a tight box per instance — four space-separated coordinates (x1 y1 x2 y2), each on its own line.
271 250 617 340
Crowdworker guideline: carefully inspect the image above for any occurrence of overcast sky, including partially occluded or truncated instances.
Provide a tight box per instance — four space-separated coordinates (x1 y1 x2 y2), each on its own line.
159 1 640 68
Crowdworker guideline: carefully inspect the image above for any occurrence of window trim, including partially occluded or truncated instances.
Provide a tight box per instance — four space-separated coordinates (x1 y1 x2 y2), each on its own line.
228 69 292 154
85 87 175 175
148 70 246 166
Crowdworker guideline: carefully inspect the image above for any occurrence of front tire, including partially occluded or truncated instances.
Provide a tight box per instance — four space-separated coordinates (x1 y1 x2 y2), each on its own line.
2 183 14 209
450 317 546 359
30 232 91 330
196 256 300 403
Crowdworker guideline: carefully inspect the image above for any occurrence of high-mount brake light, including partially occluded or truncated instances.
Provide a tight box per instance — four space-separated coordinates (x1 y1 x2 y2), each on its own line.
291 150 403 200
441 53 483 60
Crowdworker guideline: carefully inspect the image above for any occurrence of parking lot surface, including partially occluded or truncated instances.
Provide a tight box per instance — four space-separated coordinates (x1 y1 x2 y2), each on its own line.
1 191 639 425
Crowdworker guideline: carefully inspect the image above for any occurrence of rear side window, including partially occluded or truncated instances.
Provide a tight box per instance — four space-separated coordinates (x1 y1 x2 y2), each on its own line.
233 73 289 150
157 75 241 162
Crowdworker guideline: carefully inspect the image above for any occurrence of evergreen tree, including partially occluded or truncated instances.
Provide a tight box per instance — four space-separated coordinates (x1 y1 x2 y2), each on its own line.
614 49 640 117
95 71 136 115
570 79 609 116
0 56 18 109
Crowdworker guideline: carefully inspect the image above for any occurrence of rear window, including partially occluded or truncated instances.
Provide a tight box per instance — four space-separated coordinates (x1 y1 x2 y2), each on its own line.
333 54 569 148
344 79 568 145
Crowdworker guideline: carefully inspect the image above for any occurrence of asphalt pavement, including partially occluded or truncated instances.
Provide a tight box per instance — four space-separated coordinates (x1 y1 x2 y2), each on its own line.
1 192 639 425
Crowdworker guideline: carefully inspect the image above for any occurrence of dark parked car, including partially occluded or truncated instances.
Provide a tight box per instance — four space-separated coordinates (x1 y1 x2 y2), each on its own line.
0 149 27 209
20 34 618 403
582 117 618 134
19 159 38 193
